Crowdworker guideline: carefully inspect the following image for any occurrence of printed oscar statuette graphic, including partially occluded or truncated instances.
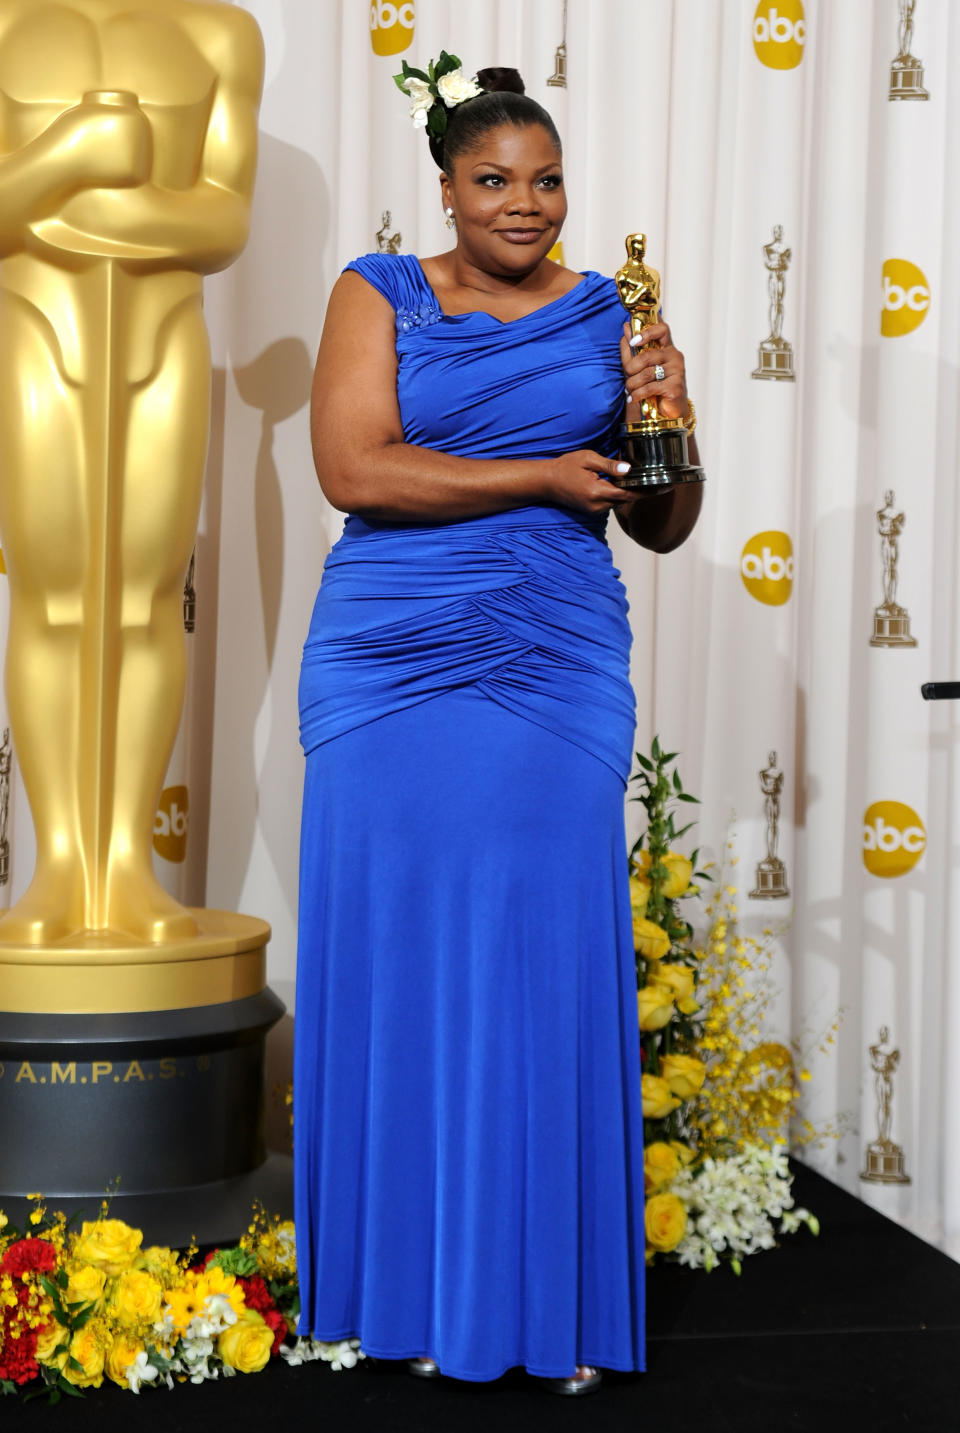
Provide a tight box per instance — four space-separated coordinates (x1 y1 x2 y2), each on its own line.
861 1028 911 1184
375 210 402 254
889 0 929 101
752 225 795 381
870 490 917 648
611 233 704 553
547 0 567 87
750 751 790 899
0 727 10 888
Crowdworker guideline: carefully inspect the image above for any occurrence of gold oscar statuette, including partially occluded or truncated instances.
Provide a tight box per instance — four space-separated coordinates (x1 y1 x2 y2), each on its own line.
0 0 287 1244
611 233 705 553
860 1028 911 1185
0 0 268 1013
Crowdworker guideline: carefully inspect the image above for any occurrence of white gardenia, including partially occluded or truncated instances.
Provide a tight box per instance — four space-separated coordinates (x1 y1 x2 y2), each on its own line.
436 68 482 107
402 76 433 129
124 1351 160 1395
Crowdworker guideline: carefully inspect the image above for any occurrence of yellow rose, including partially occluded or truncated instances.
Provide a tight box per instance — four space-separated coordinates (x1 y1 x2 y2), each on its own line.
112 1269 163 1327
105 1333 146 1388
641 1073 682 1119
65 1263 107 1310
34 1320 68 1365
644 1142 680 1191
633 850 692 899
661 852 693 899
218 1310 274 1374
660 1053 707 1099
72 1219 143 1277
637 984 675 1031
645 1192 687 1252
669 1140 697 1166
629 869 651 922
135 1245 176 1275
634 919 670 962
654 962 698 1013
61 1323 105 1388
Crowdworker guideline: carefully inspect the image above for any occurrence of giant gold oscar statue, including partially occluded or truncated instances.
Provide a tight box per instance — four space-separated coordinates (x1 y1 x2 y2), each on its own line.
0 1 283 1243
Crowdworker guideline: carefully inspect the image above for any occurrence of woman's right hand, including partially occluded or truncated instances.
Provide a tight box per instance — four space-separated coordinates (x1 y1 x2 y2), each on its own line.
539 450 638 514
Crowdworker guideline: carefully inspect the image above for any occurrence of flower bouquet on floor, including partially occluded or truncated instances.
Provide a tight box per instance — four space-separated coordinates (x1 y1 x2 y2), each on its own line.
631 739 820 1272
0 1197 361 1403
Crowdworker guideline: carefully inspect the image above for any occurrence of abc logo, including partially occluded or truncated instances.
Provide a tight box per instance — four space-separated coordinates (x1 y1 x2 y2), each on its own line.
753 1 806 69
154 784 189 864
881 259 930 338
862 801 926 878
0 548 5 573
370 0 414 56
740 531 794 606
546 240 565 266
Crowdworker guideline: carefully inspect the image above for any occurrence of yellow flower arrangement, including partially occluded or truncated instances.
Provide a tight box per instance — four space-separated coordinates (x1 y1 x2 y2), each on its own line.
104 1332 146 1388
653 962 699 1013
60 1321 107 1388
65 1262 107 1310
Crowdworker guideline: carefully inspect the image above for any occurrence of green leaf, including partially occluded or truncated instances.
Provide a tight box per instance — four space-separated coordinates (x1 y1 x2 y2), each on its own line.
393 73 410 93
402 64 430 83
651 735 661 759
66 1356 84 1374
2 1380 17 1397
677 792 700 803
672 769 682 791
635 753 654 772
730 1258 742 1276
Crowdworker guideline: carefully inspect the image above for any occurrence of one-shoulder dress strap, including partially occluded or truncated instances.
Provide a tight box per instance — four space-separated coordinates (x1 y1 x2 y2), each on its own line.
343 253 438 318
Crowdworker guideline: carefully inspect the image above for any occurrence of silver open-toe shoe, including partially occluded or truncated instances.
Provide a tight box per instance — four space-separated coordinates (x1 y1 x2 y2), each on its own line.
541 1366 603 1395
407 1357 442 1379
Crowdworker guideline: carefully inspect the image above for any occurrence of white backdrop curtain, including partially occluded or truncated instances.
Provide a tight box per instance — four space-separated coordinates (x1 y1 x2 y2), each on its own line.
2 0 959 1254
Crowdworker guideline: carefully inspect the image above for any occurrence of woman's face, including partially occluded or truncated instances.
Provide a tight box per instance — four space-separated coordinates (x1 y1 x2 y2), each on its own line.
441 123 566 277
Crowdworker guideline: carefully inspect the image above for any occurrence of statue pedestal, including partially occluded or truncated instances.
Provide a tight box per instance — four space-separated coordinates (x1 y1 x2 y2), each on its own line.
870 605 917 647
752 336 795 381
861 1139 911 1185
0 911 282 1246
751 857 790 899
889 57 929 100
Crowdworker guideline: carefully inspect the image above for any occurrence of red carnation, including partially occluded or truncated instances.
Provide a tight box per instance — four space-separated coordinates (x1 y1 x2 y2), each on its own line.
263 1306 287 1356
237 1273 273 1315
0 1238 57 1279
0 1310 39 1386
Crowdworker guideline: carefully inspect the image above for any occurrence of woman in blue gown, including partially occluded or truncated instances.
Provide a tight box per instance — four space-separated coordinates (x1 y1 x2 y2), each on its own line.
294 64 696 1391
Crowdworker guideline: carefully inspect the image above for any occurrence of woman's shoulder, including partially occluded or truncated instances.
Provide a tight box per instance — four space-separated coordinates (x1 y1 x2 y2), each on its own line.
342 252 429 311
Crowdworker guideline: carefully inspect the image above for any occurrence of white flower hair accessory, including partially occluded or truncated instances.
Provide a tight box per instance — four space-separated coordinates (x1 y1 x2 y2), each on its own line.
394 51 482 145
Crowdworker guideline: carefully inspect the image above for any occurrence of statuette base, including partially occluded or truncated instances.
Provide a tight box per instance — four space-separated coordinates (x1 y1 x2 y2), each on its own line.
861 1139 911 1184
751 858 790 899
615 423 705 491
889 59 929 101
752 338 795 382
870 607 918 648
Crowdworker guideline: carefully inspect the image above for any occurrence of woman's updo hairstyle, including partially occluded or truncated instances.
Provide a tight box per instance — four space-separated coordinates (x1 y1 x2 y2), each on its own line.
430 67 562 171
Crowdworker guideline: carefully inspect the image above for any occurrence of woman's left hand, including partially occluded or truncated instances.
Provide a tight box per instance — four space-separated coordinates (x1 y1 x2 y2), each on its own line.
620 320 690 422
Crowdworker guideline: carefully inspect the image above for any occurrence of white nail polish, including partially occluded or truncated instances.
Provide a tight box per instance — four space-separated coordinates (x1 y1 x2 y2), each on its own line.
629 334 644 347
616 462 630 474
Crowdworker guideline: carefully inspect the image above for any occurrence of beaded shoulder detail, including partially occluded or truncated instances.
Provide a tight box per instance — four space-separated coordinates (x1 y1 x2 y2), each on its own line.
396 299 443 335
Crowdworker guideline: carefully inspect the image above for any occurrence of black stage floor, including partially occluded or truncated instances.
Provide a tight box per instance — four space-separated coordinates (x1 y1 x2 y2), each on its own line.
11 1162 958 1431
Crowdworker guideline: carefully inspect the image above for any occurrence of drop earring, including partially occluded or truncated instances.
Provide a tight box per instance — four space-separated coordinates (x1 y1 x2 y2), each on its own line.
445 207 456 230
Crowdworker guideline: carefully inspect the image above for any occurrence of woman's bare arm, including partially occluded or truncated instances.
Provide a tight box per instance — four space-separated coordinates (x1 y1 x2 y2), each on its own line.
309 272 634 522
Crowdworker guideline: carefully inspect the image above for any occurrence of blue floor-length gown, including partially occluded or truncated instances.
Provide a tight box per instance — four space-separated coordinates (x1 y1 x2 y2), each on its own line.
294 253 646 1381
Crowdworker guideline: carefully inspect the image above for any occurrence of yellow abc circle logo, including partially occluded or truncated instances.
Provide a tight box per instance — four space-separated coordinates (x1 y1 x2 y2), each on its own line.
370 0 414 56
881 259 930 337
740 531 794 605
753 1 806 68
863 801 926 878
154 784 189 864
